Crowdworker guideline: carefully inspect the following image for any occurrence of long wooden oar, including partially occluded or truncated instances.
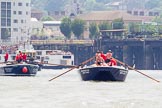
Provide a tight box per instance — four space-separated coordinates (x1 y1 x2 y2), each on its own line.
0 62 5 64
47 63 75 67
49 56 95 81
0 61 12 64
112 57 160 83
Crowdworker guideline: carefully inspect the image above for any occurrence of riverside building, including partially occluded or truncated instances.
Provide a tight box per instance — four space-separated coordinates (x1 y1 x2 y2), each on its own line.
0 0 31 44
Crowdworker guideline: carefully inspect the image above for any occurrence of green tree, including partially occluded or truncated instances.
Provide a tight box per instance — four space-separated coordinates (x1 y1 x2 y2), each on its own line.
98 21 111 36
98 21 111 30
40 16 55 21
31 0 47 11
38 28 46 37
158 25 162 35
128 22 141 34
144 24 157 36
71 18 85 39
112 18 124 29
153 16 162 24
112 18 124 36
145 0 160 9
89 22 99 39
44 0 68 11
60 17 72 39
84 0 108 11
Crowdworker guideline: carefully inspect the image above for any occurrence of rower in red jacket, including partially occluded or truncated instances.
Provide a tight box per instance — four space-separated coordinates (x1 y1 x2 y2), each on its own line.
100 51 107 61
105 50 117 66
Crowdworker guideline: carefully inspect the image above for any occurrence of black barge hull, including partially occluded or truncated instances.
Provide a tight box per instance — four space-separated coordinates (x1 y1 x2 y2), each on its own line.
0 64 39 76
79 66 128 81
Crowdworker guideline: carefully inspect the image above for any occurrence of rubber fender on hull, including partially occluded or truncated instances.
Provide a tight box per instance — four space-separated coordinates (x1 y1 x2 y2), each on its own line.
22 66 28 73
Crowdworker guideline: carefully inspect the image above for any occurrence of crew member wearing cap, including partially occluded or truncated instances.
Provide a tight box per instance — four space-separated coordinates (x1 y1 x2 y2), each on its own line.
105 50 117 66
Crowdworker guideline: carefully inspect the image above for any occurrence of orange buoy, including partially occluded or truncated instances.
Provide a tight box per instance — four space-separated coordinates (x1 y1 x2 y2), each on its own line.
22 67 28 73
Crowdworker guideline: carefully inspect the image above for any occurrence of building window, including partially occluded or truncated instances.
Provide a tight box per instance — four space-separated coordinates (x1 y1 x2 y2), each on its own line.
7 10 11 17
21 20 24 23
14 19 18 23
7 2 11 9
61 11 65 16
18 2 22 6
154 12 159 16
134 11 138 16
139 11 144 16
55 11 59 15
1 2 6 9
26 3 29 6
13 28 18 32
1 18 6 26
13 11 16 14
1 28 11 39
127 11 132 14
149 12 153 16
7 19 11 26
1 10 6 17
26 11 28 15
13 2 15 6
18 11 22 15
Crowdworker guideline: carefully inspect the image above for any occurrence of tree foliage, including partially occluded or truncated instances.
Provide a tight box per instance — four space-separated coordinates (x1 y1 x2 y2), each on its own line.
112 18 124 36
145 0 160 9
83 0 108 11
31 0 162 15
31 0 46 10
71 18 85 39
32 0 111 13
89 22 99 39
60 17 72 39
40 16 55 21
44 0 68 11
127 0 144 10
112 18 124 29
98 21 111 37
128 22 141 33
128 22 160 36
98 21 111 30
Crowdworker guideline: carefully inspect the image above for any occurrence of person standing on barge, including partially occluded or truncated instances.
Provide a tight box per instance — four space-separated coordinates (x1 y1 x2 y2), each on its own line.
4 51 9 63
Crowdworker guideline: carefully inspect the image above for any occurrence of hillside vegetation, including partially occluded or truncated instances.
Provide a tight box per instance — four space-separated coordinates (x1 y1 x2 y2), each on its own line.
31 0 162 13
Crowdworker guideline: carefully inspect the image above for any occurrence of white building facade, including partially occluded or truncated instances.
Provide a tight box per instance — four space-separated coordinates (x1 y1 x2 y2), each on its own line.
0 0 31 44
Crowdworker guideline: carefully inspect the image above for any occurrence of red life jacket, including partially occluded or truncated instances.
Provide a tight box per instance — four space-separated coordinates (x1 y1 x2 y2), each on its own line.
101 53 107 60
110 59 117 66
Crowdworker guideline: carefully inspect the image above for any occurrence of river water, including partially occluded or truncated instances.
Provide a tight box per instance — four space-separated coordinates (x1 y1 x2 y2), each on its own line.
0 69 162 108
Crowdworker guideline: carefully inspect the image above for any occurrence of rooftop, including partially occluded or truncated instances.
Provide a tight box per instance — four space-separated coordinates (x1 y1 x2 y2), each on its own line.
43 21 61 25
78 11 155 22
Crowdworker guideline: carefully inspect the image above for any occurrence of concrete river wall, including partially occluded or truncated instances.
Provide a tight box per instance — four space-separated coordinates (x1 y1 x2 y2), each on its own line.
31 38 162 70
